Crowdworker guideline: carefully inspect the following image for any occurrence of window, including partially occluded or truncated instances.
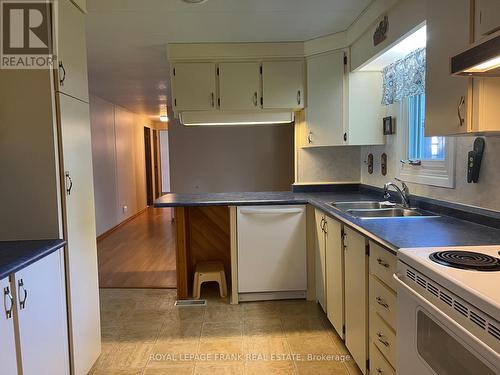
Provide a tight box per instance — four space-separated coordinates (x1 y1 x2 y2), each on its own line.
408 95 446 161
399 94 455 188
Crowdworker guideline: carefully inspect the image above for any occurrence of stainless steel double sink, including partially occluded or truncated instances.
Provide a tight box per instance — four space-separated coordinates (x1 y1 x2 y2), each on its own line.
330 201 438 219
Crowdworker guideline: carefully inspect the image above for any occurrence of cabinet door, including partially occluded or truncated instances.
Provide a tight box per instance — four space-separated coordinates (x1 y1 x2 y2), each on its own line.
57 0 89 102
262 61 304 109
425 0 471 136
344 227 368 375
16 250 69 375
172 63 217 111
305 51 344 146
314 210 326 311
0 277 18 375
325 217 344 339
475 0 500 39
347 72 385 145
219 62 261 110
58 94 101 375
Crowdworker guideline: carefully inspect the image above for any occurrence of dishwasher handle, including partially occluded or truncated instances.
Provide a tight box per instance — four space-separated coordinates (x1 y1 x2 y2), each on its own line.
239 207 304 215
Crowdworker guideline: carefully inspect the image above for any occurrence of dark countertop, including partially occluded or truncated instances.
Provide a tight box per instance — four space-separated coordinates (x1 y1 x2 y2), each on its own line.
155 190 500 252
0 239 66 280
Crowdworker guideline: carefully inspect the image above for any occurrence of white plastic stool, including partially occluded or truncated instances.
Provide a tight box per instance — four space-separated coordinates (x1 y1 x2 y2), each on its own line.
193 261 227 299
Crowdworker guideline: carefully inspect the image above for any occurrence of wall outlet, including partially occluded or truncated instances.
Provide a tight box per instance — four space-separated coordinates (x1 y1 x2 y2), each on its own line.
123 205 128 213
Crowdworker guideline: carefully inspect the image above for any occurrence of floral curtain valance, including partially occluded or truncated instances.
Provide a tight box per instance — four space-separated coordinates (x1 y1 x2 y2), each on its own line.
382 48 426 105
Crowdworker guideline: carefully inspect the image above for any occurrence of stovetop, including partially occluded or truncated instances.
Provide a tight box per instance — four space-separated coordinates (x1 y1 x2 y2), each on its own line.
398 246 500 320
429 250 500 271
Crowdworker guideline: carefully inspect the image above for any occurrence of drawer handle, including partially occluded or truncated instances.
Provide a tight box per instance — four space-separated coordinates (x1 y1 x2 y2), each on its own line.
377 258 390 268
376 296 389 309
377 332 390 347
3 286 14 319
376 369 383 374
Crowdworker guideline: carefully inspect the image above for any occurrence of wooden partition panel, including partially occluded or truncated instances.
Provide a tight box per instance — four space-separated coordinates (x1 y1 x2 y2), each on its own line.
175 206 231 299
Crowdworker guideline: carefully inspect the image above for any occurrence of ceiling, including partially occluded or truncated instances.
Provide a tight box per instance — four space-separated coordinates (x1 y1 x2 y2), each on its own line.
86 0 372 119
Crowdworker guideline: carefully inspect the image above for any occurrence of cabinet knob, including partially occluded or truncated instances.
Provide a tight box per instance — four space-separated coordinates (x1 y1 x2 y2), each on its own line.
3 286 14 319
211 92 215 108
307 131 313 144
297 90 301 105
377 332 390 347
376 258 390 268
58 61 66 86
65 172 73 195
376 296 389 309
253 92 258 107
18 279 27 310
343 132 347 142
457 96 465 127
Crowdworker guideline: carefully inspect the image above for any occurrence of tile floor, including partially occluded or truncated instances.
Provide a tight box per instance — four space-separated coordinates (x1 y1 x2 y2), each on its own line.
90 286 363 375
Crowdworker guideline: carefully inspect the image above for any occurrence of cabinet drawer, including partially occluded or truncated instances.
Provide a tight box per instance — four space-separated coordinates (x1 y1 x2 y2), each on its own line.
370 343 395 375
370 311 397 368
369 242 397 290
369 275 397 330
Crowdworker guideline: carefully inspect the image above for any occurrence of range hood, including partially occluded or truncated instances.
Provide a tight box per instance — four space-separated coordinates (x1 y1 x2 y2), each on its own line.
179 111 294 126
451 31 500 76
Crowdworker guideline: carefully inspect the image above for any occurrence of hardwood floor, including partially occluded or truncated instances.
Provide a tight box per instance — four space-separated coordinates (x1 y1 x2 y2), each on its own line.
97 207 176 288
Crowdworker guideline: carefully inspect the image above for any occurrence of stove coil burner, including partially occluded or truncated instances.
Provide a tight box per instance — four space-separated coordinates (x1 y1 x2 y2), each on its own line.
429 251 500 271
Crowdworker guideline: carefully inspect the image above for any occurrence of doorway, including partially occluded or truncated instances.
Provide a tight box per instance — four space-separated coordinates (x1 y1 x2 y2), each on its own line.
144 127 153 206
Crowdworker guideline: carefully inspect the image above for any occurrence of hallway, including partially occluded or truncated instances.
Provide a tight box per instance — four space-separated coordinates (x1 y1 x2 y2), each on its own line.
97 208 176 288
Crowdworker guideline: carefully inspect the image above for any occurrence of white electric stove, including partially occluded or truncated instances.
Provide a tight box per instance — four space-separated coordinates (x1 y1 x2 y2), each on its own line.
395 245 500 375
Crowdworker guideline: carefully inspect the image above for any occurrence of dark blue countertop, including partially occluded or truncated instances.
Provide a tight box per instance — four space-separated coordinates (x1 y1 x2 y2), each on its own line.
155 190 500 252
0 240 66 280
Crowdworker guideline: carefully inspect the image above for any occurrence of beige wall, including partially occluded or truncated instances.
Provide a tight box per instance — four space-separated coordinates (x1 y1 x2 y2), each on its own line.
361 102 500 212
168 117 294 193
90 96 151 236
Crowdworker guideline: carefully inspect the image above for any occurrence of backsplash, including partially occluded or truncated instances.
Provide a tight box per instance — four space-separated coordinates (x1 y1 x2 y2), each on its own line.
297 146 361 183
361 105 500 212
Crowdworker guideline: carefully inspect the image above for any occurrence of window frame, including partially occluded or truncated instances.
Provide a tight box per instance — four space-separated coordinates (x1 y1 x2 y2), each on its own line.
398 97 456 188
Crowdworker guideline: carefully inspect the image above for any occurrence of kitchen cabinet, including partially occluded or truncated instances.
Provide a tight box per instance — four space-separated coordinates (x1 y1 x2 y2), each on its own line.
57 0 89 102
324 216 344 339
425 0 471 136
369 242 398 374
314 209 327 311
344 227 368 375
218 62 261 110
262 60 304 109
305 51 345 146
15 249 69 375
475 0 500 39
172 62 217 111
58 93 101 375
304 51 384 146
0 277 18 375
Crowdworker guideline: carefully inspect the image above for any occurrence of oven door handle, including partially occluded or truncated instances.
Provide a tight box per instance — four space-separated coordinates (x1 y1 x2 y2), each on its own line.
393 272 500 363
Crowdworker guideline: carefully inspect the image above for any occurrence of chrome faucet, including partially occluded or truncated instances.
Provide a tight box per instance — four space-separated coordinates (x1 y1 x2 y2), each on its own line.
384 178 410 208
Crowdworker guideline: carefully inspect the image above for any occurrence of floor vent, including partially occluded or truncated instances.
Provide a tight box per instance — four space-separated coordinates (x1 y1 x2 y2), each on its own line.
174 299 207 307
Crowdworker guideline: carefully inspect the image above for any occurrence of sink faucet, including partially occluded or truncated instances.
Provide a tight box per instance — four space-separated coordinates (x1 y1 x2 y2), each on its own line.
384 178 410 208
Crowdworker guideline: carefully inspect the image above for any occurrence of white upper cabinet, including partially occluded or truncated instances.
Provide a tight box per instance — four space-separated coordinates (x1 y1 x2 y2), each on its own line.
425 0 471 136
0 277 17 375
306 51 345 146
172 62 217 111
15 250 69 375
346 71 385 145
475 0 500 39
262 61 305 109
304 51 384 146
57 0 89 102
218 62 261 111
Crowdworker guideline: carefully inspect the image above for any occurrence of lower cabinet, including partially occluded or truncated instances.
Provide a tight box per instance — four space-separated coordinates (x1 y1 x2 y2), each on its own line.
0 250 69 375
314 209 327 311
344 227 369 375
0 276 17 374
369 241 398 373
324 216 344 339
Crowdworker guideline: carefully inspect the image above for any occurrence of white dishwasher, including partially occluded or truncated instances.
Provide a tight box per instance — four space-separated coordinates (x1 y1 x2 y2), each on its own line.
237 205 307 301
